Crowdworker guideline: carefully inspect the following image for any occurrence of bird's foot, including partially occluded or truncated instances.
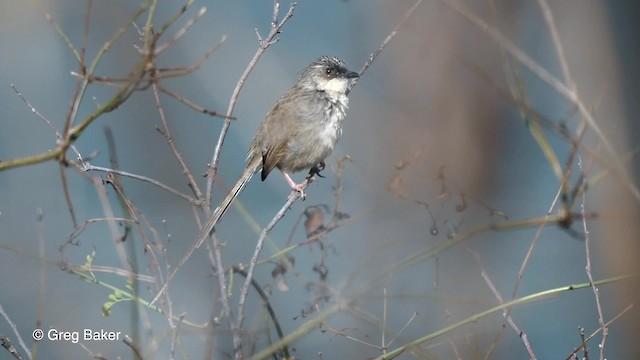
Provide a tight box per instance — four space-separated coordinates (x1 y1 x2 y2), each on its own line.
307 161 326 179
282 170 314 200
291 181 308 200
293 176 316 200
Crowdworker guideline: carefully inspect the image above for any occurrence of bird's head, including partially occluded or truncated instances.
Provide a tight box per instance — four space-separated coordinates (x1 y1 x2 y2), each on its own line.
297 56 359 96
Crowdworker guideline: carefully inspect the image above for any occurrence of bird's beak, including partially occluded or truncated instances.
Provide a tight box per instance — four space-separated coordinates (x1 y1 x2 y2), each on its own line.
346 70 360 79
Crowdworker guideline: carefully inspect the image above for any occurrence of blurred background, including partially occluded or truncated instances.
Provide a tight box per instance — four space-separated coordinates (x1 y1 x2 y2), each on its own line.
0 1 638 359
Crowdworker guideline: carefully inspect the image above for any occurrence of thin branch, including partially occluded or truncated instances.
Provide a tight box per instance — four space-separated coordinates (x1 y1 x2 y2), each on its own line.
169 314 185 360
564 303 634 360
232 266 291 359
386 312 418 348
321 322 379 349
487 185 563 353
9 84 86 166
79 0 92 72
0 304 31 359
122 335 144 360
234 188 304 357
82 163 198 204
37 3 81 63
59 163 79 227
152 0 197 42
468 248 537 360
0 335 25 360
210 230 235 346
67 263 155 283
35 207 46 356
381 287 387 352
158 85 230 119
155 7 207 54
10 84 61 138
350 0 424 93
536 0 575 92
434 256 462 359
205 1 297 206
579 155 608 359
152 83 204 201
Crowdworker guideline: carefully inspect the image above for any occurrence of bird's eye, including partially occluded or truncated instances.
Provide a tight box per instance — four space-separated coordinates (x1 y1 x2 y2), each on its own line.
324 67 332 76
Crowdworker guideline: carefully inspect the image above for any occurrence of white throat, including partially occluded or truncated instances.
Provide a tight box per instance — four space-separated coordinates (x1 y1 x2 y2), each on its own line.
320 78 349 99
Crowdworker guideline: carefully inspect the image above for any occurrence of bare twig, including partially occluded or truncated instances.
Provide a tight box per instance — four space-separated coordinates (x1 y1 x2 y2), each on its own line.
332 156 352 219
9 84 85 164
10 84 61 138
205 1 297 206
169 313 185 360
156 7 207 54
321 322 378 348
468 249 537 360
234 188 304 358
350 0 424 92
158 85 230 119
536 0 575 92
381 287 387 352
0 335 25 360
152 83 204 201
82 163 198 204
579 155 607 359
386 312 418 348
564 303 633 360
232 266 291 359
0 304 30 359
210 229 235 343
66 263 155 283
122 335 144 360
79 0 92 72
36 207 46 349
486 185 563 353
59 163 79 227
85 173 131 271
434 257 461 359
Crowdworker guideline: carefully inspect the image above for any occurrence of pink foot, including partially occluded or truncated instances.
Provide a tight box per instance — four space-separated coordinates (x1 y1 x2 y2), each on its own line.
281 170 313 200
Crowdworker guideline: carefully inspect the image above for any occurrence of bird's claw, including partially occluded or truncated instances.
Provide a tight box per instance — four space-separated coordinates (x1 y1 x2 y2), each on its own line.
292 183 307 200
307 161 326 179
292 176 315 200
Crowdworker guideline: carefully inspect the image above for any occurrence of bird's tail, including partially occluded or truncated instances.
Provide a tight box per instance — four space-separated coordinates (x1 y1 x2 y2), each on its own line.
199 156 261 244
150 157 261 306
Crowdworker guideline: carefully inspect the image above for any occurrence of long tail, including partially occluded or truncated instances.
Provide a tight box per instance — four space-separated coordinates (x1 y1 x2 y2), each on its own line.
195 157 261 250
150 157 261 306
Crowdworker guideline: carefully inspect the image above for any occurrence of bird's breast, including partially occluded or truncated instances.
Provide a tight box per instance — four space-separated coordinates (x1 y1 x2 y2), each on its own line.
318 98 346 149
316 93 349 152
283 94 349 172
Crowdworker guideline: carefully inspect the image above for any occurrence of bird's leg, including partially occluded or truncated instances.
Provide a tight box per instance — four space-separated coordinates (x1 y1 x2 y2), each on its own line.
281 169 313 200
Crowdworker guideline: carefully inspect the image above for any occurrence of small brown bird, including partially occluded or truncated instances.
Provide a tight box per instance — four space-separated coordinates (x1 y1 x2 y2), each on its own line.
151 56 359 303
204 56 358 243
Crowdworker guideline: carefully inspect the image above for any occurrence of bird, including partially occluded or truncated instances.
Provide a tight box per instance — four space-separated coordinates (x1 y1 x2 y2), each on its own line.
151 56 359 304
205 55 359 244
